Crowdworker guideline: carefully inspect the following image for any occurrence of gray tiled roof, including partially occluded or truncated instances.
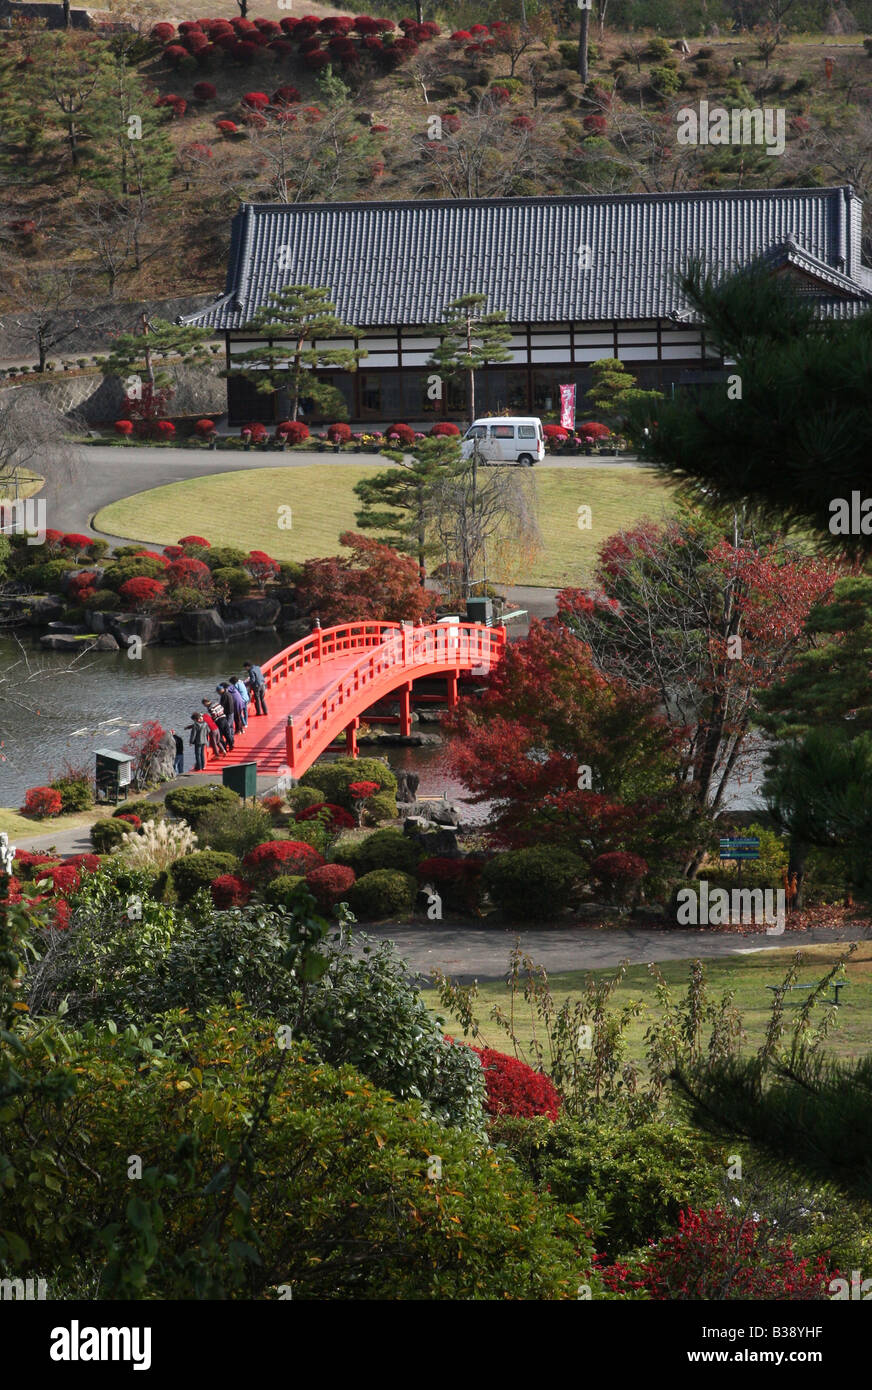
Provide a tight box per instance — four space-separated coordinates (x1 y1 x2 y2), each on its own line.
181 186 870 331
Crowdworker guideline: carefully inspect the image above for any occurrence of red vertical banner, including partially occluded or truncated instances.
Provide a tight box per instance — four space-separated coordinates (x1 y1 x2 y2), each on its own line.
559 384 575 430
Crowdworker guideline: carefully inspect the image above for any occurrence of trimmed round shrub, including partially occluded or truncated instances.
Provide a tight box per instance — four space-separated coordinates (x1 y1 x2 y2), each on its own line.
305 863 356 911
276 419 309 444
50 775 93 813
210 873 254 908
430 421 460 436
263 873 306 908
196 801 272 857
212 566 251 598
417 855 484 912
114 812 142 830
193 81 217 101
301 756 396 811
347 868 417 919
106 557 167 590
285 784 324 812
22 786 63 818
482 847 585 921
113 799 164 823
119 576 166 609
194 417 216 435
294 802 355 832
171 850 241 902
363 790 397 824
384 422 415 446
242 839 325 883
272 85 301 105
326 422 352 444
473 1047 562 1120
204 545 249 569
86 588 121 612
334 828 421 876
165 556 212 589
90 818 134 852
164 783 240 828
115 419 134 436
13 850 58 879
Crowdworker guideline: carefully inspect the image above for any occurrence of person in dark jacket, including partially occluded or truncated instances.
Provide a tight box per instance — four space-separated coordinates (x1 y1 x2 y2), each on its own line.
186 713 208 771
222 680 246 734
217 683 236 727
200 702 227 756
243 661 268 716
203 696 234 752
232 676 250 727
171 728 184 776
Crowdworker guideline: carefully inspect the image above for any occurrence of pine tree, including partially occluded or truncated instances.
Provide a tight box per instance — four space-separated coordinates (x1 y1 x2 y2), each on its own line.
585 357 662 432
88 49 175 212
104 317 212 423
428 293 513 426
225 285 364 422
353 438 462 584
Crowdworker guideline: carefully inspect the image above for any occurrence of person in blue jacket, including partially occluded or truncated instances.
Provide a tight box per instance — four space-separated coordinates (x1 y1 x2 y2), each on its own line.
243 661 268 716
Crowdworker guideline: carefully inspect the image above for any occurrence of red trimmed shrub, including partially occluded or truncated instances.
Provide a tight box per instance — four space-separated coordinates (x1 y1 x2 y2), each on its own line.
543 424 568 441
353 16 380 35
118 576 166 609
64 853 101 875
13 850 58 877
178 535 211 548
233 41 259 63
385 422 415 445
348 781 380 801
242 839 325 882
596 1208 836 1301
326 422 352 444
154 420 175 438
68 570 99 599
52 899 72 931
151 22 175 42
441 113 461 133
450 30 472 41
193 81 218 101
276 420 309 444
297 35 322 52
371 123 389 132
583 113 607 135
305 50 330 69
115 419 134 436
163 545 184 560
246 550 280 584
580 420 611 438
268 39 293 55
169 97 187 118
22 787 63 819
44 530 65 549
472 1046 562 1120
46 863 81 896
216 119 239 136
302 106 323 122
194 418 217 437
430 421 460 436
272 85 301 105
464 45 482 56
164 45 190 67
374 18 395 31
490 85 511 103
115 813 142 830
133 550 169 565
243 90 269 109
165 556 213 590
178 21 202 35
1 877 22 904
254 18 281 36
294 801 356 831
305 863 356 911
61 534 95 554
279 17 300 35
511 114 534 131
210 873 254 908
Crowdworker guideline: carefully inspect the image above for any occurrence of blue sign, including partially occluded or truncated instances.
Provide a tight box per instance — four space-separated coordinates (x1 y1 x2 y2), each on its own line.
719 837 760 861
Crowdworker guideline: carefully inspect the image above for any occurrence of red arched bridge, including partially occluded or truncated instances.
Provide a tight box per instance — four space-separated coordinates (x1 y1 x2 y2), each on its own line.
202 619 507 780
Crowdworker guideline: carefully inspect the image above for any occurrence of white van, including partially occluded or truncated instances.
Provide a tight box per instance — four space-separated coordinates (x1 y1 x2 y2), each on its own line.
460 416 545 467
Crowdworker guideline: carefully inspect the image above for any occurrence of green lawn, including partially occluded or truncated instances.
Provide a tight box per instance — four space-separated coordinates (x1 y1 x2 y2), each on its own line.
421 941 872 1066
0 806 114 840
94 464 674 588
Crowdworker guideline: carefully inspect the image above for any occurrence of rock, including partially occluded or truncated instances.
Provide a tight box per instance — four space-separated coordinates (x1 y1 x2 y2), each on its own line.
157 620 183 644
222 596 281 628
177 608 227 644
405 798 461 827
110 614 161 647
93 632 120 651
40 632 97 650
221 616 257 640
23 595 65 623
60 565 104 594
151 729 178 783
403 816 431 835
674 37 690 52
357 731 438 747
418 827 460 858
396 770 420 804
47 621 85 634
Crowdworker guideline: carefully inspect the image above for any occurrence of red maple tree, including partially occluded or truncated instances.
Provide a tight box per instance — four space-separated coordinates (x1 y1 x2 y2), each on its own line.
295 531 437 625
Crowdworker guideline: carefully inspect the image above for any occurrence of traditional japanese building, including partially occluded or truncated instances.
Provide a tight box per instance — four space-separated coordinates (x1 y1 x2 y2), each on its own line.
181 185 872 426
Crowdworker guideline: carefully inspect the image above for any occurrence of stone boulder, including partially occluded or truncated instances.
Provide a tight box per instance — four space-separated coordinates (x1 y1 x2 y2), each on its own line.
40 632 95 650
23 594 65 624
110 614 162 647
177 608 226 644
404 798 461 827
395 770 420 804
222 596 281 628
151 729 178 783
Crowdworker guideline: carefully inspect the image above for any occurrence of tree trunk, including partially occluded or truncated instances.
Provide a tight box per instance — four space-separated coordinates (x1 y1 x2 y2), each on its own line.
416 0 423 21
63 0 71 28
578 6 590 83
467 366 475 426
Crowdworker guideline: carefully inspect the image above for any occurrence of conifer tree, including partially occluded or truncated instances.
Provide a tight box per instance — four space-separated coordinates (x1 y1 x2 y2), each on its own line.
428 293 512 426
354 438 463 584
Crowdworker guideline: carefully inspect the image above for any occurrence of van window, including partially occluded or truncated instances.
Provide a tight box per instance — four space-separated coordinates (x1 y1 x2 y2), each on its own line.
517 425 536 438
490 425 516 439
465 425 487 439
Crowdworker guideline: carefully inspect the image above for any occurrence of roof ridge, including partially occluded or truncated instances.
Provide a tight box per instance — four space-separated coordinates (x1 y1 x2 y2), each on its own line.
236 187 853 215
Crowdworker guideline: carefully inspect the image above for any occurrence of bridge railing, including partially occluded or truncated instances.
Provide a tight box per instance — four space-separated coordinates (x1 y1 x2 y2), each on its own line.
283 621 506 771
261 622 401 696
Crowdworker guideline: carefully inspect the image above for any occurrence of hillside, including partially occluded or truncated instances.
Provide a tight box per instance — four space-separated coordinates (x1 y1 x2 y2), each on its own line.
1 4 870 334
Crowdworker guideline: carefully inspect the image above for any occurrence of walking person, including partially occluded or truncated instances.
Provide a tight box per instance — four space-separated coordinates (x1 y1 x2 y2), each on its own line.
170 728 185 777
223 679 246 734
217 683 237 734
232 675 250 728
186 712 208 771
200 703 226 757
243 660 268 716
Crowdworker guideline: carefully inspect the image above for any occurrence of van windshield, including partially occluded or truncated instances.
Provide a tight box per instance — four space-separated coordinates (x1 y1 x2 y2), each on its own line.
465 426 487 439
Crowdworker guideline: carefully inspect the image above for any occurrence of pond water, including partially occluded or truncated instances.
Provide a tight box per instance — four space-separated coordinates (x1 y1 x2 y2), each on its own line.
0 633 484 814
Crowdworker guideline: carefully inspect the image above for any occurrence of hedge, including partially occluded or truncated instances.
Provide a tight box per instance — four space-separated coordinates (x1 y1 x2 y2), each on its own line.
334 828 421 877
90 819 134 853
171 850 241 902
482 847 585 921
302 756 397 811
164 784 240 828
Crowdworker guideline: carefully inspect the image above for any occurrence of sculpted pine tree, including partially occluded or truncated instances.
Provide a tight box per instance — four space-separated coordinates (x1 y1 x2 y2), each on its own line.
428 293 512 425
225 286 364 422
354 438 462 584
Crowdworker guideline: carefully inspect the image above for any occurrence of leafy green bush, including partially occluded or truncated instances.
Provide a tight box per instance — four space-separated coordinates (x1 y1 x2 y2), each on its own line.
169 585 213 610
164 784 239 829
113 799 165 823
211 566 251 598
170 850 241 902
263 874 306 908
86 588 121 611
103 558 167 590
283 817 330 855
334 827 421 876
50 776 93 812
4 1011 589 1298
196 801 272 857
347 868 417 919
646 35 673 61
286 784 324 812
19 558 76 590
365 790 397 824
650 65 683 96
302 756 397 811
483 848 584 921
205 545 249 569
90 818 133 852
491 1114 726 1258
